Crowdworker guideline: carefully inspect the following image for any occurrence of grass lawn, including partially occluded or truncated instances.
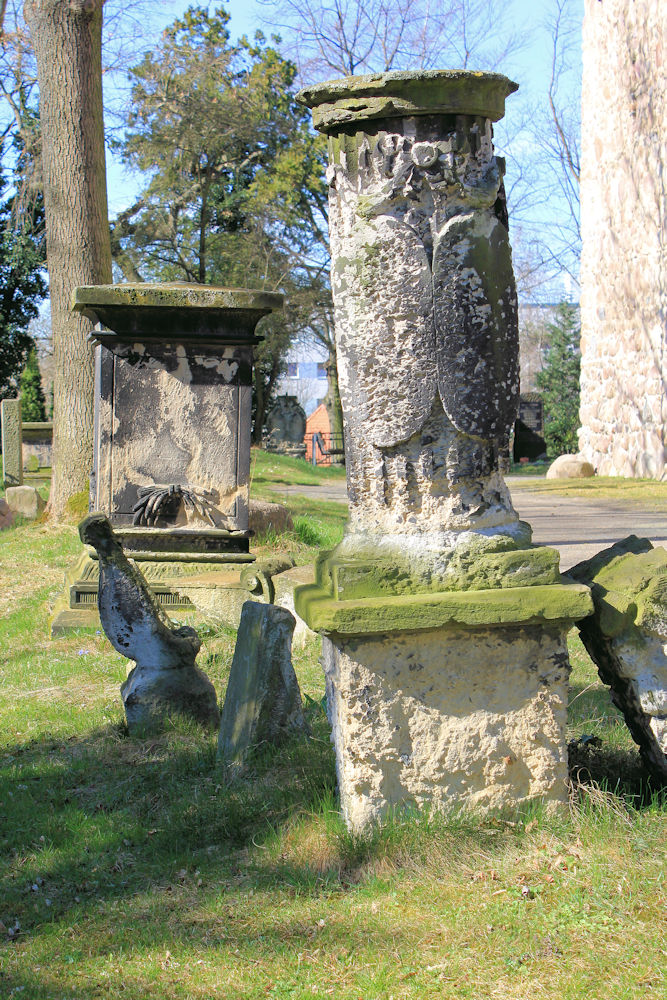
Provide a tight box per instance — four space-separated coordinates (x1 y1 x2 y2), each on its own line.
1 455 666 999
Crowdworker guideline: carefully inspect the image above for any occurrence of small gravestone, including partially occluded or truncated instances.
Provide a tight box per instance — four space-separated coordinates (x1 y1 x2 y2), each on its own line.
79 513 219 733
570 536 667 783
1 398 22 487
217 601 308 766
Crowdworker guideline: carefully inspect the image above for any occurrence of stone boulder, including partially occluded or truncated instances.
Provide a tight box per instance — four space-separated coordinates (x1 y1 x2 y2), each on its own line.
546 455 595 479
5 485 46 519
569 536 667 782
217 601 308 767
0 498 15 530
249 499 293 536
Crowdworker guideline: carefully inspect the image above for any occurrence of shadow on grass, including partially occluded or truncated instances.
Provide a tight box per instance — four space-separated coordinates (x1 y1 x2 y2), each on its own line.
0 708 337 937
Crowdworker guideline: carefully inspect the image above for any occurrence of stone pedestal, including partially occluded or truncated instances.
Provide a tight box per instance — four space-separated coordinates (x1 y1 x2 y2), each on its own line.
295 70 593 827
324 624 573 830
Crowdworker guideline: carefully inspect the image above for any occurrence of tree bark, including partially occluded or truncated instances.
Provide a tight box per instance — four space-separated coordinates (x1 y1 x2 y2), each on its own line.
24 0 112 519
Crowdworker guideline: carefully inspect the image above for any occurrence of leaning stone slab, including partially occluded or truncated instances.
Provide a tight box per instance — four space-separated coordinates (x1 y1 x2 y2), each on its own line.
217 601 308 766
5 485 46 520
569 536 667 782
79 513 219 733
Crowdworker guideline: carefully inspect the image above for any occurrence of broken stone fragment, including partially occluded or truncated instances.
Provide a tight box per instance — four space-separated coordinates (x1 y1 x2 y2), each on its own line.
217 601 309 767
79 513 219 733
569 535 667 782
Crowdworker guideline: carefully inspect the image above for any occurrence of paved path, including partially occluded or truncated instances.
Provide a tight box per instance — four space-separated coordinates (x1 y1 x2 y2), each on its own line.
279 477 667 571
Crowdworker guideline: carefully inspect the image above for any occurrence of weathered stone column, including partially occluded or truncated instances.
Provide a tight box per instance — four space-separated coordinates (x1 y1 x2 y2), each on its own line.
296 71 592 829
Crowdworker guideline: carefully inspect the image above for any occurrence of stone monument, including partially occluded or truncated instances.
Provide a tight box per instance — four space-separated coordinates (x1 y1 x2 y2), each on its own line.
578 0 666 479
51 283 289 633
295 70 592 830
1 398 22 487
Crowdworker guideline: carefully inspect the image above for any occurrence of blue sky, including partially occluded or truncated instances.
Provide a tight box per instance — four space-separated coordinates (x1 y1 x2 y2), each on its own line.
103 0 583 300
105 0 583 212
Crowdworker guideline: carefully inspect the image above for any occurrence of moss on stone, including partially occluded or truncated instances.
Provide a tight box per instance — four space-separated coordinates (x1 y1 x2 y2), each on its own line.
569 536 667 638
294 579 593 636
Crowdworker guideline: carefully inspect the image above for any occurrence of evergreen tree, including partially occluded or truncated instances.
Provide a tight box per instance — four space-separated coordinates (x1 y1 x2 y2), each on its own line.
113 5 329 442
0 175 47 401
536 302 581 457
19 347 46 421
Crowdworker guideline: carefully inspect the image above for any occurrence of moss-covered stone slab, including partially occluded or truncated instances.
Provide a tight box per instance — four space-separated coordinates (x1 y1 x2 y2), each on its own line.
569 535 667 782
295 578 592 636
297 70 518 132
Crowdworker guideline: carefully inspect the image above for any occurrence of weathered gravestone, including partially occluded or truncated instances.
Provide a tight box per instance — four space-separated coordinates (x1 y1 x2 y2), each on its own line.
295 70 592 829
265 395 307 458
80 513 219 733
569 536 667 783
1 398 22 487
52 283 289 634
217 601 308 767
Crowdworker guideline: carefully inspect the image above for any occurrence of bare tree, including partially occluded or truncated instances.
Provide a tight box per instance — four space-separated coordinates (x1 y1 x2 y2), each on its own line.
24 0 112 518
260 0 525 82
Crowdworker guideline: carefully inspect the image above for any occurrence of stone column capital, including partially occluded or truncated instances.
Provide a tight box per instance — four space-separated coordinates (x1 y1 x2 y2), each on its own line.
297 69 518 133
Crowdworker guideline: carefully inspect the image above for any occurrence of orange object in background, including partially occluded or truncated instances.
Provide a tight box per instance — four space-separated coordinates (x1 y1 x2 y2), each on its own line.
305 403 332 464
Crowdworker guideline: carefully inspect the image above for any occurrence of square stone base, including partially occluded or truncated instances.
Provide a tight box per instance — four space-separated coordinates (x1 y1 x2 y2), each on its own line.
322 623 572 830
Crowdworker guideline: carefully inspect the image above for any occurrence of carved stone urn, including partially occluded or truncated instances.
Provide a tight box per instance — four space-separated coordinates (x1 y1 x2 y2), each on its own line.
295 71 592 830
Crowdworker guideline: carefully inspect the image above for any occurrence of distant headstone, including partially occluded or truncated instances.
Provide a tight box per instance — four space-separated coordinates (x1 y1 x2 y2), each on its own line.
5 485 46 519
217 601 308 766
570 536 667 782
518 394 544 435
79 513 219 733
265 395 307 456
1 398 23 487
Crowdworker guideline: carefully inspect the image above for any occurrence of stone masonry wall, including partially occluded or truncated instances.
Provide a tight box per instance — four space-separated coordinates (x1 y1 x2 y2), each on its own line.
578 0 666 479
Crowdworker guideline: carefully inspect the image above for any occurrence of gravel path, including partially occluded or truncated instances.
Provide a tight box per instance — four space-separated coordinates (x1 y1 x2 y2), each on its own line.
277 477 667 571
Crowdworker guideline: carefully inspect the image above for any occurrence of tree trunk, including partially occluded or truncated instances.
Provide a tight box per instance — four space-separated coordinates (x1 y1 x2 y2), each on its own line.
24 0 112 519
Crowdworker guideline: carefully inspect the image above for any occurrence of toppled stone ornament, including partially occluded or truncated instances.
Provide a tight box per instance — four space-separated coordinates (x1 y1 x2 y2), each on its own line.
295 71 593 829
79 513 219 733
217 601 308 767
569 536 667 782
